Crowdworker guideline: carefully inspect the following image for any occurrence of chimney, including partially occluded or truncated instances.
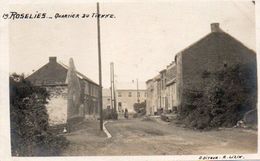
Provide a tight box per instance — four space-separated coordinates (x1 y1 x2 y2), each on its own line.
49 57 57 63
211 23 221 32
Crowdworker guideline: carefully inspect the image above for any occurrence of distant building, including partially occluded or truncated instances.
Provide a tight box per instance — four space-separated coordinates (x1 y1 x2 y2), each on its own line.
113 82 146 113
102 82 147 113
146 79 154 115
146 23 256 115
102 88 112 110
26 57 100 125
159 69 167 110
146 74 160 115
165 61 178 111
116 89 146 113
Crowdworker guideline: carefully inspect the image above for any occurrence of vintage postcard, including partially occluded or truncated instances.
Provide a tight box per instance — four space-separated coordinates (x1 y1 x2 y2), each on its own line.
0 0 259 160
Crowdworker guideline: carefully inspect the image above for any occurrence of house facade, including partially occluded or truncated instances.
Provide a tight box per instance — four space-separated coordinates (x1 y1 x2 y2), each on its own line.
175 23 256 109
102 88 112 110
146 23 256 115
26 57 100 126
116 89 146 113
165 61 178 111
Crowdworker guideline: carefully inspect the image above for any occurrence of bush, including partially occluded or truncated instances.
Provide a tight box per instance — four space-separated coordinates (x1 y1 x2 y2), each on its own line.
178 64 257 129
10 74 69 156
133 101 146 117
103 108 118 120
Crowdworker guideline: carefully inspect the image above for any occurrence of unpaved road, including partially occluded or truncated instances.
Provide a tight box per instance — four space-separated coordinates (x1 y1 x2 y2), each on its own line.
61 117 257 156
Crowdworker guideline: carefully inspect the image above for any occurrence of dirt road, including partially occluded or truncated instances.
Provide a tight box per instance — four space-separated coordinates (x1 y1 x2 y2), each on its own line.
61 117 257 156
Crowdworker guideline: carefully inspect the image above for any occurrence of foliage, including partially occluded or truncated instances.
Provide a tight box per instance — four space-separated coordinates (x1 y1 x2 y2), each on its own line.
133 101 146 118
133 101 146 114
178 64 257 129
103 108 118 120
10 73 69 156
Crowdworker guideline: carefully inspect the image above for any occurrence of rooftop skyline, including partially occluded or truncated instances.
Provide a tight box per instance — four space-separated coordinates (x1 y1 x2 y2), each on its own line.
9 0 255 88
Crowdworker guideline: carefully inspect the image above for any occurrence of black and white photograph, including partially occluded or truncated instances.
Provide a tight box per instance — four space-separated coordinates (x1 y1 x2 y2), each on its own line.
0 0 259 159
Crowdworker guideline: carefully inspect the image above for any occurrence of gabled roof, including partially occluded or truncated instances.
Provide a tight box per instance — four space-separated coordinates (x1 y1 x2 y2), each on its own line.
59 62 98 86
176 27 255 57
26 58 99 86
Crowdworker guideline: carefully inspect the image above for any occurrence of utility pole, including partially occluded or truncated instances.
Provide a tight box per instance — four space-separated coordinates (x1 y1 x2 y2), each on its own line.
137 78 140 103
112 63 117 113
110 62 117 114
110 63 114 111
97 2 103 131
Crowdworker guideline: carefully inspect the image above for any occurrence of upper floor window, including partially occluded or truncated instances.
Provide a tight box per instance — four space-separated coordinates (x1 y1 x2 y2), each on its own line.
118 92 122 97
128 92 132 97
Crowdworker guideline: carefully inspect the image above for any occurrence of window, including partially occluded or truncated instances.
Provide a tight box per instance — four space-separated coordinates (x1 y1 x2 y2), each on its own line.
128 92 132 97
224 63 227 67
118 92 122 97
137 92 140 97
223 61 227 68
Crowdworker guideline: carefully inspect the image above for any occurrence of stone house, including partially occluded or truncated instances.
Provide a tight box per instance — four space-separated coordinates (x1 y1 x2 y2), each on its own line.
146 79 154 115
146 23 256 115
159 69 167 111
26 57 100 126
146 74 163 115
115 82 147 113
116 89 147 113
175 23 256 109
165 61 178 111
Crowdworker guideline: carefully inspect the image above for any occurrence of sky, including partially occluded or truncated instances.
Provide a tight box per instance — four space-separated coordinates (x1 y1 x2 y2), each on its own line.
9 0 255 88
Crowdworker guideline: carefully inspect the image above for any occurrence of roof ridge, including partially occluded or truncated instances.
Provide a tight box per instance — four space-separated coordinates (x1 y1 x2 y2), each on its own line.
58 61 98 85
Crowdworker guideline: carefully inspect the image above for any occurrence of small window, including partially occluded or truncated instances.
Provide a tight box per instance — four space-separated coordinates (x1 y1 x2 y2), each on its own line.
128 92 132 97
118 92 122 97
137 92 140 97
224 63 227 67
223 61 227 68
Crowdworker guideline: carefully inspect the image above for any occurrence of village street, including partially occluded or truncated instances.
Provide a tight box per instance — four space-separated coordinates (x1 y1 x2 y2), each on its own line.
61 116 257 156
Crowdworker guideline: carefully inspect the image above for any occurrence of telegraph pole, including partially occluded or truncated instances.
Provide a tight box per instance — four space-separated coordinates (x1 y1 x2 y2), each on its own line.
137 78 140 103
97 2 103 131
112 63 117 113
110 62 114 111
110 62 117 114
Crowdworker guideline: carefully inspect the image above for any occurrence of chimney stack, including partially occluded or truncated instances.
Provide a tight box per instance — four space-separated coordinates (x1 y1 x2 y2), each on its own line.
211 23 221 32
49 57 57 63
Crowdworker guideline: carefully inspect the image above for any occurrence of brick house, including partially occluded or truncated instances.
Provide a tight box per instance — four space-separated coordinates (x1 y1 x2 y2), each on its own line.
26 57 100 126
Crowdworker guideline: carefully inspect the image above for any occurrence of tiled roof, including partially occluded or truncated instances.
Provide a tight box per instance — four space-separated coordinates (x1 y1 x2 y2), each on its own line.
26 59 99 86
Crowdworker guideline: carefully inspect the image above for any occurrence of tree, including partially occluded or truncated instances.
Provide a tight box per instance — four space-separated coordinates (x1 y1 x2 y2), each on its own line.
10 74 69 156
179 64 257 129
133 101 146 118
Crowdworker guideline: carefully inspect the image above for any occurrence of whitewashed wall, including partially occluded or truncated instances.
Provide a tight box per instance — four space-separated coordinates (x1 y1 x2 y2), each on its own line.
46 86 68 126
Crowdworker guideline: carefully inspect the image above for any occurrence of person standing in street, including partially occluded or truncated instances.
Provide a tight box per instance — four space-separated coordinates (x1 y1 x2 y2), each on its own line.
124 108 129 119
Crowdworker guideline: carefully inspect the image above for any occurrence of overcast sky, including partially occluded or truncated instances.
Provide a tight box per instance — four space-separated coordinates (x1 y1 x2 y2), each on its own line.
9 0 255 88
